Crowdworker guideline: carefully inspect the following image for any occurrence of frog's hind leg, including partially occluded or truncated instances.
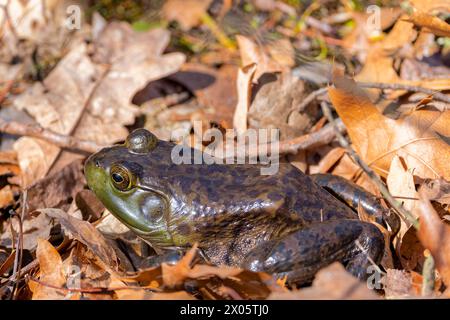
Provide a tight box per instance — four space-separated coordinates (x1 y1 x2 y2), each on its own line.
242 219 384 286
310 173 400 236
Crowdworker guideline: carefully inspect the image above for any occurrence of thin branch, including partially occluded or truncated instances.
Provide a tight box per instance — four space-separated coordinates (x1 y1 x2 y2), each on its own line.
358 82 450 104
0 119 105 154
25 275 160 295
320 102 419 229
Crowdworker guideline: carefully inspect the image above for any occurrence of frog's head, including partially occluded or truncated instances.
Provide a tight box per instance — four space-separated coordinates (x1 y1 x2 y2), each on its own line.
84 129 174 247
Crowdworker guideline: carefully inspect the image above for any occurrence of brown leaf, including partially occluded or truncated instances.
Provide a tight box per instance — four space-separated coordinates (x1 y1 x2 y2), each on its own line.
0 186 14 208
169 63 238 128
31 239 66 300
236 35 283 81
405 11 450 37
233 63 256 136
415 191 450 286
41 208 119 271
26 159 85 212
328 75 450 180
268 263 379 299
162 0 212 31
162 245 242 288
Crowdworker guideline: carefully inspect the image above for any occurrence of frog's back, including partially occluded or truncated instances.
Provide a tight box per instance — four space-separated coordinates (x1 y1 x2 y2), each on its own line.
140 141 356 225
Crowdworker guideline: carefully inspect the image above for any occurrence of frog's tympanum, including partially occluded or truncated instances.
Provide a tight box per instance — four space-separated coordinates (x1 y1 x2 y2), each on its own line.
85 129 398 284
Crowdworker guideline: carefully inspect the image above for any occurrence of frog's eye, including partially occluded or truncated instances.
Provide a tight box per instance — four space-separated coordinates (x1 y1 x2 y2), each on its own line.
125 129 158 154
110 164 135 191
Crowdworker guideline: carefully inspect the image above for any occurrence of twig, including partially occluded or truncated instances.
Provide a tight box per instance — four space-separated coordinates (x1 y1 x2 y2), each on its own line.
26 275 160 295
320 102 419 229
358 82 450 104
422 249 435 297
239 119 345 158
294 82 450 113
0 118 105 154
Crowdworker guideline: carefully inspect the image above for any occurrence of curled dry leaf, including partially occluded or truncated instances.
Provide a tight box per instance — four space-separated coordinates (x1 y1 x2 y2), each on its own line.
236 35 283 81
41 208 119 272
268 263 378 300
162 245 242 288
233 63 257 136
30 239 66 300
415 191 450 287
328 75 450 180
405 11 450 37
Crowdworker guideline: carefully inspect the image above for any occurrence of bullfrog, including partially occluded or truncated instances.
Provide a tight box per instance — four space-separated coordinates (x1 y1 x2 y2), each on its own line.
84 129 399 284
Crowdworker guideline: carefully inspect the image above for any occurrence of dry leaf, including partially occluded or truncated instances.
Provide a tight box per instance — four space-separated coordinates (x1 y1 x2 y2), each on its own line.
268 263 379 299
233 63 257 136
415 191 450 286
26 159 85 212
0 186 14 208
236 35 283 81
162 0 212 31
31 239 66 300
406 11 450 37
387 155 419 240
41 208 119 271
328 75 450 180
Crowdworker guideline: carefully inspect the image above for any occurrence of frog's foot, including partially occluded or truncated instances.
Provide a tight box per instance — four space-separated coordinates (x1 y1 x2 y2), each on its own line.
311 173 400 236
241 219 384 286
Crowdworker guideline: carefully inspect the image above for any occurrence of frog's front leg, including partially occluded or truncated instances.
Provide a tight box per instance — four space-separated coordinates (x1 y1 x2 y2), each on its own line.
242 219 384 285
311 173 400 235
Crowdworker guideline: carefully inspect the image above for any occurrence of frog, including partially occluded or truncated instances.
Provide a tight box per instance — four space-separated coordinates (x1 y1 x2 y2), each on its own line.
84 128 399 285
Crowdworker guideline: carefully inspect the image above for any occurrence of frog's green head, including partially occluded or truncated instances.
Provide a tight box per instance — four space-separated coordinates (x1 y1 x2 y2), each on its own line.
84 129 174 247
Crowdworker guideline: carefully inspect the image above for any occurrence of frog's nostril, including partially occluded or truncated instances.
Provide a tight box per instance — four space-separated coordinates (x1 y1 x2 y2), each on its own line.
95 160 100 167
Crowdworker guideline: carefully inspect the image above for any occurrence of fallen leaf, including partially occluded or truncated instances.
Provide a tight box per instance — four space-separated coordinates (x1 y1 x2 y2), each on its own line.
41 208 119 271
26 159 85 213
387 155 419 242
248 71 319 140
233 63 257 136
405 11 450 37
268 263 379 299
162 245 242 288
162 0 212 31
0 212 56 251
31 239 66 300
169 63 239 128
415 191 450 286
328 75 450 180
236 35 283 81
0 185 14 208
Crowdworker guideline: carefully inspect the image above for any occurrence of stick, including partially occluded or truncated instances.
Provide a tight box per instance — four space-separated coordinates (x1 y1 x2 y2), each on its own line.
320 102 419 229
0 119 105 154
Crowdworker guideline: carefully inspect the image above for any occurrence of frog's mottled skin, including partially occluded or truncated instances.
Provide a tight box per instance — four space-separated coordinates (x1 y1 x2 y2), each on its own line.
85 129 397 284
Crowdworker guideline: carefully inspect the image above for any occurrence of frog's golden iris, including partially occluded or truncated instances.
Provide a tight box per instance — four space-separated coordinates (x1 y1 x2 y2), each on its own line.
85 128 399 285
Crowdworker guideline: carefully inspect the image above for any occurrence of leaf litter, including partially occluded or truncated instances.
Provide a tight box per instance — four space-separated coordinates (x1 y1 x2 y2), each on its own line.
0 0 449 300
